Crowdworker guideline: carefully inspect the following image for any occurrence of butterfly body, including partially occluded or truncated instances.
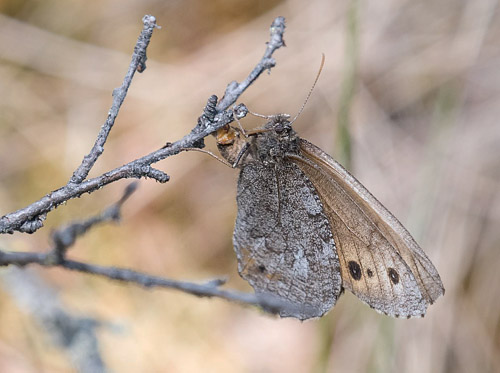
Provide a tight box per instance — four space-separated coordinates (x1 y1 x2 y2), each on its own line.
216 115 444 319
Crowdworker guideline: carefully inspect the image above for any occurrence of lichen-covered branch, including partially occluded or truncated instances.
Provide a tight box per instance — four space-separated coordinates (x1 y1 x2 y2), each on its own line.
0 184 301 316
0 16 286 235
0 15 294 315
69 15 159 185
217 16 286 111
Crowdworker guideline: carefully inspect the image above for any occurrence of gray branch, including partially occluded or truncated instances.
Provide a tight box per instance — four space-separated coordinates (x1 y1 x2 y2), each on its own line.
0 251 298 315
0 16 286 235
0 184 303 316
0 14 294 371
217 16 286 111
69 15 159 185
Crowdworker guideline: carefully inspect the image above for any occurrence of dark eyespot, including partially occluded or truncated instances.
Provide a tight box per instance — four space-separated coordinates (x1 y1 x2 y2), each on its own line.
366 268 373 278
348 261 362 281
258 265 266 273
388 268 399 284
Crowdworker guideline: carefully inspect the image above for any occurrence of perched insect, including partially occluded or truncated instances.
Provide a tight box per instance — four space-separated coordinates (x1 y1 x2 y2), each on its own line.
213 56 444 320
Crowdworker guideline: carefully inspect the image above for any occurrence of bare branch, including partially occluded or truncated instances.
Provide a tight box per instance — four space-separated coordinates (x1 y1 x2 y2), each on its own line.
69 15 159 185
0 252 308 316
50 183 138 262
0 182 304 316
216 16 286 111
0 16 301 369
0 16 287 235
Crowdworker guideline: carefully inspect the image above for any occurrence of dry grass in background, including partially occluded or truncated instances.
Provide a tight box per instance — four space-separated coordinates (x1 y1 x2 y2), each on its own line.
0 0 499 372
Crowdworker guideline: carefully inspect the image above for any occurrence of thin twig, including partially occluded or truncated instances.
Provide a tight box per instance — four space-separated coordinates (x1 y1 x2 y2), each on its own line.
69 15 159 185
0 250 297 314
0 16 287 235
50 183 138 262
0 185 300 316
217 16 286 111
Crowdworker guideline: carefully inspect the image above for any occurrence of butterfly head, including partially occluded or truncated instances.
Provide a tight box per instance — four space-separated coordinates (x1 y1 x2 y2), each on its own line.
215 113 300 167
266 114 292 135
253 114 299 164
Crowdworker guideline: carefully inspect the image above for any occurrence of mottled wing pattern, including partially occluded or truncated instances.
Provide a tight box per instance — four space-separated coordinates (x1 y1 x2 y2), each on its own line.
234 161 341 319
294 139 444 317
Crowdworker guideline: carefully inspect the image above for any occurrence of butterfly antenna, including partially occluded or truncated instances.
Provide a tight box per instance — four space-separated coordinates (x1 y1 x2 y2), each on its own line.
247 109 273 119
290 53 325 125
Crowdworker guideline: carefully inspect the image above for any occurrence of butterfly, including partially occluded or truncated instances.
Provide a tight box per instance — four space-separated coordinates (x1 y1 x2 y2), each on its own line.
208 53 444 319
213 96 444 320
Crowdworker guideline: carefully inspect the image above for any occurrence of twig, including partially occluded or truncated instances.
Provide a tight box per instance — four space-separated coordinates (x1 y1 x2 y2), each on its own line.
0 251 298 314
69 15 159 185
0 251 301 314
0 184 302 316
50 182 138 262
0 16 287 235
216 16 286 111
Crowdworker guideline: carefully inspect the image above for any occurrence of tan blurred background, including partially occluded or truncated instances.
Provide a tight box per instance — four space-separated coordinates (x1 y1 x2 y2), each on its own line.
0 0 499 372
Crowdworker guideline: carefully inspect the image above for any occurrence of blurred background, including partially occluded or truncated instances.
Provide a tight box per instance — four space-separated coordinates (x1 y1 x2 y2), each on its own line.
0 0 499 372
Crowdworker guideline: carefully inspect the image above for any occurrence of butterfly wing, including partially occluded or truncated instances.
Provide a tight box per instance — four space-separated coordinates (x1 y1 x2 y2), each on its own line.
234 160 342 320
294 139 444 317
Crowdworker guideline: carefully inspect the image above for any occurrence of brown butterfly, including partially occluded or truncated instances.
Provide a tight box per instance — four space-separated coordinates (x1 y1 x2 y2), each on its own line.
213 60 444 320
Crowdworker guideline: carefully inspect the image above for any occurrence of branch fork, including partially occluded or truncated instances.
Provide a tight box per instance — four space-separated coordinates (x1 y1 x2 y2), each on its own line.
0 15 293 315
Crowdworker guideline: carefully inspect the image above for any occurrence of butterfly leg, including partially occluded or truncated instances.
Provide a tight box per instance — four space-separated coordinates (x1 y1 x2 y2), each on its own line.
181 147 233 168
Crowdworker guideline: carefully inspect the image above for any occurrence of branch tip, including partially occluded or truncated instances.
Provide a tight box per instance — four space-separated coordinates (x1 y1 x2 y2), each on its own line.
216 16 286 112
69 14 159 185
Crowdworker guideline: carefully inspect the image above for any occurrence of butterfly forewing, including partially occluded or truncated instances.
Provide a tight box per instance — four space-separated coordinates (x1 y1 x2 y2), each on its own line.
234 160 342 320
293 139 444 317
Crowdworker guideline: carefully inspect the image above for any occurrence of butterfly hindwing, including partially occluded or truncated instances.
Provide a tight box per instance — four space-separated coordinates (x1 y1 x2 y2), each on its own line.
234 160 342 320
